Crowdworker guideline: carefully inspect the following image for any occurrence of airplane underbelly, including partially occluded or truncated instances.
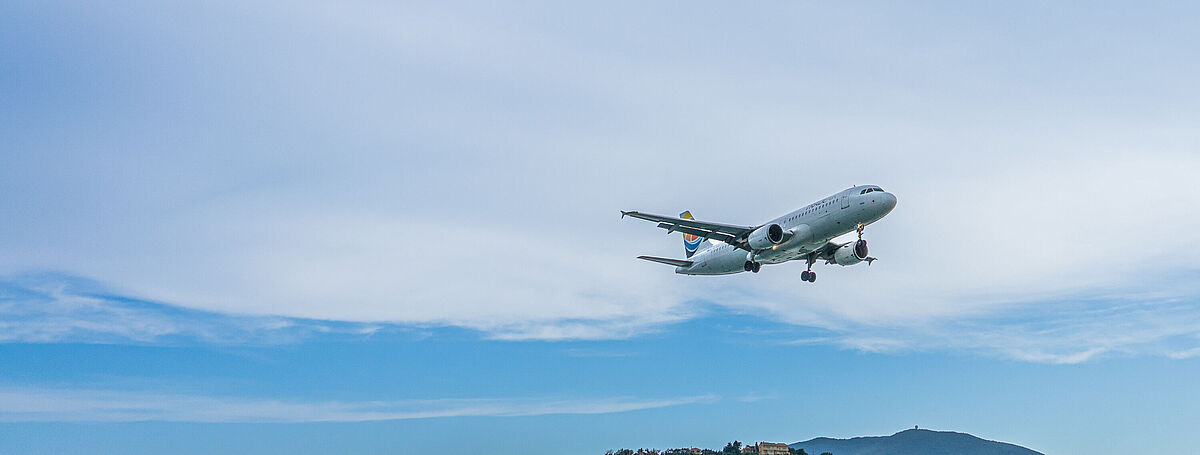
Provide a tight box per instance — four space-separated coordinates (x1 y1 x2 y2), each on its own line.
755 248 792 264
756 241 825 264
679 249 746 275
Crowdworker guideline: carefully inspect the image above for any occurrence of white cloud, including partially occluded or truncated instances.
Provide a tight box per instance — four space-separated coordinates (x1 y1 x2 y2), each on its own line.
3 2 1199 359
0 387 716 423
0 274 376 345
775 281 1200 364
1166 346 1200 360
8 271 1199 364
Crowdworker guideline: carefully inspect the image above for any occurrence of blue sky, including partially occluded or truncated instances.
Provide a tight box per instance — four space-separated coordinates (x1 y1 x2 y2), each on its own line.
3 1 1200 454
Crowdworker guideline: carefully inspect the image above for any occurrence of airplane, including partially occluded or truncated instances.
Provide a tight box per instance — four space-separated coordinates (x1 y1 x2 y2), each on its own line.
621 185 897 282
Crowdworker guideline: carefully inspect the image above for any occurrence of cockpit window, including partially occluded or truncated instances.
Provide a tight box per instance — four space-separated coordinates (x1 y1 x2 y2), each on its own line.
860 186 884 194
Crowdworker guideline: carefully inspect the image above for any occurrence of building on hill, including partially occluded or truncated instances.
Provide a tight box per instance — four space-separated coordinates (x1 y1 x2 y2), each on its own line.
755 442 789 455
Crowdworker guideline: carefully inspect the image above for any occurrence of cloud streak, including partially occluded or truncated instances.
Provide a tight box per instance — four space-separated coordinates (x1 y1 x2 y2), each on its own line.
0 272 690 344
6 271 1200 364
0 273 384 345
0 387 716 423
2 1 1199 364
778 276 1200 364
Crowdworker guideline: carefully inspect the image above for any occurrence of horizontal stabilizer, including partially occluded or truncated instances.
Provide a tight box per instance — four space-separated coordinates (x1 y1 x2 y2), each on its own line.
636 256 693 267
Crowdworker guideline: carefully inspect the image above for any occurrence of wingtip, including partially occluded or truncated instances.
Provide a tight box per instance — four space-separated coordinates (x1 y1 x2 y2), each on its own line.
620 210 635 219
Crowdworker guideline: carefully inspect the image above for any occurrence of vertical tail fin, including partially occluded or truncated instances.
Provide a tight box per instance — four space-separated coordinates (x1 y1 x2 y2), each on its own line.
679 210 709 258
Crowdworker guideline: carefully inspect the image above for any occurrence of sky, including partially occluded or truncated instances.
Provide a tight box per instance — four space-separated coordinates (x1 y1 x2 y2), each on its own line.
2 1 1199 454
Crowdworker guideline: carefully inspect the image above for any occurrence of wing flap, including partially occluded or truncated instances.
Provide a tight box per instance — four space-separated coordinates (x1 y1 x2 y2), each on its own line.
654 223 740 244
636 256 694 267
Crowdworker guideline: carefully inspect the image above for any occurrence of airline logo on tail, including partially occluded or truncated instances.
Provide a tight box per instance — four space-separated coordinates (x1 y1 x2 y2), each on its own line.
680 210 702 258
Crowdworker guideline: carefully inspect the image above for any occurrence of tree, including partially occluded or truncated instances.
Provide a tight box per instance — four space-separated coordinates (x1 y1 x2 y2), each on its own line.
722 441 743 455
788 449 808 455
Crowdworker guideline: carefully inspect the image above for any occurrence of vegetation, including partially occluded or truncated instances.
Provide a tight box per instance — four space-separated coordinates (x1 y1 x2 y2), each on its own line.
607 442 826 455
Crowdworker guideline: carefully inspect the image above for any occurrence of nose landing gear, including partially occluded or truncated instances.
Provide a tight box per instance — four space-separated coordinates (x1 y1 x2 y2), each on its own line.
855 223 877 265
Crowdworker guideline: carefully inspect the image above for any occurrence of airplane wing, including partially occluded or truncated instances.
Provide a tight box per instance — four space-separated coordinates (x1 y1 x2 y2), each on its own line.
636 256 694 267
811 241 842 261
620 210 757 250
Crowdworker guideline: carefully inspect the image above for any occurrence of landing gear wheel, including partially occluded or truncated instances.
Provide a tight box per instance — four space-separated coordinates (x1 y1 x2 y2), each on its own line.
744 261 754 272
752 262 761 273
802 252 819 283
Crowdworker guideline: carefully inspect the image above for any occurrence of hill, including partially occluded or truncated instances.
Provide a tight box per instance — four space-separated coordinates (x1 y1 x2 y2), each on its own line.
790 429 1043 455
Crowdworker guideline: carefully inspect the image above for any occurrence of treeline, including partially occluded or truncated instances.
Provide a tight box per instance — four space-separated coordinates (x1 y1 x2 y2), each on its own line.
606 442 831 455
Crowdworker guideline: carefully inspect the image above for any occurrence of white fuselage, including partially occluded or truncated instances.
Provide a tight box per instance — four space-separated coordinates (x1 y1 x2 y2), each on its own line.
677 186 897 275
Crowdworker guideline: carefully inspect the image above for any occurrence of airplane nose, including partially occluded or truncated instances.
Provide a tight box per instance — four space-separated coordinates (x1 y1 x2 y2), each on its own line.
882 192 897 211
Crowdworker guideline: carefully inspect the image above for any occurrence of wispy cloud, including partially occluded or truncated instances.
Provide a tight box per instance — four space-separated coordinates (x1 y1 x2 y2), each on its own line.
0 387 716 423
776 282 1200 364
478 313 690 341
5 272 1200 365
0 272 691 345
3 1 1200 364
0 273 386 345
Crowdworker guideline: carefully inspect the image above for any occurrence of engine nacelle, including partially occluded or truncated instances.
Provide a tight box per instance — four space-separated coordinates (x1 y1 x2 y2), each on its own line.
831 239 869 266
747 223 791 250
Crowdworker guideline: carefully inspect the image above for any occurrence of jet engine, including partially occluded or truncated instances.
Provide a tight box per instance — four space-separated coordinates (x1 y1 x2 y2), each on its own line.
831 239 869 265
747 223 791 250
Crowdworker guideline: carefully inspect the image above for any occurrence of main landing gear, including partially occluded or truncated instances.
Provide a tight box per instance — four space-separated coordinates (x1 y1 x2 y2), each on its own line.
801 250 820 283
743 261 761 273
800 224 869 283
800 253 817 283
